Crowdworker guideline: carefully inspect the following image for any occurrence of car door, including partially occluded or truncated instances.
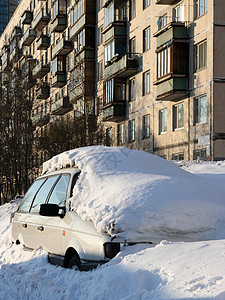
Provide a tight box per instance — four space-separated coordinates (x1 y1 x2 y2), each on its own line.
37 174 71 255
27 175 60 249
12 178 46 249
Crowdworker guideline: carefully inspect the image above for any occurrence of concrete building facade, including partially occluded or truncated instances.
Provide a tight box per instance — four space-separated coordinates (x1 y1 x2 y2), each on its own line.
0 0 225 162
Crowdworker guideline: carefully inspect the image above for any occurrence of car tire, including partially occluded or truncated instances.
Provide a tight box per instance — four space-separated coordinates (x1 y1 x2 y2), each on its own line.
67 254 81 270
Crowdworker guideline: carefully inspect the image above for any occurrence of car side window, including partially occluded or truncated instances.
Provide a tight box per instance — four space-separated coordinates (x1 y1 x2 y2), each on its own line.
48 174 70 206
70 172 80 197
18 179 46 212
30 175 60 213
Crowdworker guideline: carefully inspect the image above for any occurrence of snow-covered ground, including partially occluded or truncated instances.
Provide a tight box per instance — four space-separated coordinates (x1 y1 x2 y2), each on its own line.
1 150 225 299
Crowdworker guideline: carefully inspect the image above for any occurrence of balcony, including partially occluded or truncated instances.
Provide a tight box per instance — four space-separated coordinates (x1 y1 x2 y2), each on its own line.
155 76 188 101
2 56 12 72
36 83 50 99
104 54 139 80
52 73 67 87
21 10 33 24
69 14 85 40
103 21 126 43
51 96 73 115
32 61 50 78
51 39 73 59
156 0 178 4
9 47 22 63
10 26 22 41
36 35 50 50
102 100 126 122
154 22 188 49
32 113 50 127
74 48 95 64
69 82 84 103
22 28 37 46
33 9 50 31
51 15 67 33
21 58 36 89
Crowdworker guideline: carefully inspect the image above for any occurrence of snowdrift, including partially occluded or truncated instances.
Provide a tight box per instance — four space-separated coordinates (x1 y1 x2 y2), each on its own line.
42 146 225 242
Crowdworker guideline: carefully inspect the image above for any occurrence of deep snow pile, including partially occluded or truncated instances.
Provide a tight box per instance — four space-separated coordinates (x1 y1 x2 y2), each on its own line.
43 146 225 242
1 201 225 299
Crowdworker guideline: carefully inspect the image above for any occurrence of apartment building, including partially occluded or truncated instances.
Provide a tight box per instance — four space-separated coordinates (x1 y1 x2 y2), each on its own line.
0 0 225 162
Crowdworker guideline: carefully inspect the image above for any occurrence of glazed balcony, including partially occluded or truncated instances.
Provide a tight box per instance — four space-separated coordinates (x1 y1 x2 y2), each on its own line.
52 72 67 87
69 82 85 103
154 22 188 48
33 9 50 31
104 54 139 80
51 96 73 115
69 14 85 40
36 35 50 50
51 38 73 59
22 28 37 47
74 48 95 64
51 15 67 33
9 47 22 63
156 0 178 4
155 76 188 101
2 56 12 72
21 58 36 89
21 10 33 24
36 83 50 99
10 26 22 41
32 61 50 78
32 113 50 127
102 100 126 122
103 21 126 43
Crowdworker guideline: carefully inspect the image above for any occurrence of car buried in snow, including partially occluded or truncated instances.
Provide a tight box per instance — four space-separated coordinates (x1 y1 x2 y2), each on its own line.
11 168 122 271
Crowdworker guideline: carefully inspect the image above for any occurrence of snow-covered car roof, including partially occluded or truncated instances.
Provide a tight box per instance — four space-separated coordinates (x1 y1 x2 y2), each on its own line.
42 146 225 243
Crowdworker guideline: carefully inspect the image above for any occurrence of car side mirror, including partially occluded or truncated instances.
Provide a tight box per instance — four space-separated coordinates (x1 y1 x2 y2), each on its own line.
39 203 60 217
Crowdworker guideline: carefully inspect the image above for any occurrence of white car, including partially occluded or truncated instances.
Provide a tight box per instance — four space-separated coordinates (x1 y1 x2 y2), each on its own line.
11 168 122 270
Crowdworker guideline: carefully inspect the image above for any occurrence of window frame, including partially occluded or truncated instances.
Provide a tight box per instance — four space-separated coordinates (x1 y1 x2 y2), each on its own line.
159 108 167 134
196 0 207 18
173 102 184 130
194 95 207 125
143 26 151 52
195 40 207 72
143 0 151 10
142 114 150 139
128 119 135 142
143 70 150 95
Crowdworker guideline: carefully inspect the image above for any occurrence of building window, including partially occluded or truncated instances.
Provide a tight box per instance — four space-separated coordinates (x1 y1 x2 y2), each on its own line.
157 14 167 30
143 70 150 95
195 40 207 71
98 25 103 45
104 78 125 105
70 0 85 27
104 39 115 65
143 26 151 52
143 0 151 9
172 153 184 161
157 47 171 78
173 2 184 22
74 28 85 53
105 79 114 104
129 37 136 58
193 148 207 160
130 78 135 101
117 123 125 145
128 119 135 142
97 96 103 115
196 0 207 18
98 60 103 81
129 0 136 20
159 108 167 134
104 1 114 28
106 127 113 146
143 114 150 139
173 102 184 130
194 95 207 124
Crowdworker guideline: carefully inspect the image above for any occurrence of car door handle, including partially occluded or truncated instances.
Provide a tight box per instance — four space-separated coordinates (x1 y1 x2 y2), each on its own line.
37 226 44 232
22 223 27 228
